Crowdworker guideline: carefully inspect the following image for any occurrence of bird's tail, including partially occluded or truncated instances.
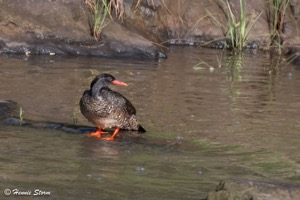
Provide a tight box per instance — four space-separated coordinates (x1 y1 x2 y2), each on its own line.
137 125 146 133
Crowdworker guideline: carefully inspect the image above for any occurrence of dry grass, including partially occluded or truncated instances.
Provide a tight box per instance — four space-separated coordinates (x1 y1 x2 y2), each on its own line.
85 0 110 41
269 0 290 54
84 0 125 41
109 0 124 19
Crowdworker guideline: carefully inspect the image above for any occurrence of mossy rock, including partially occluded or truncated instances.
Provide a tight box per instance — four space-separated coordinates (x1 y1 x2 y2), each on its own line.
206 180 253 200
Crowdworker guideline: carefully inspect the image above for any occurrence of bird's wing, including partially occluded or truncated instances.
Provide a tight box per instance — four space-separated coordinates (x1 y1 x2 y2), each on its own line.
98 87 136 115
109 90 137 115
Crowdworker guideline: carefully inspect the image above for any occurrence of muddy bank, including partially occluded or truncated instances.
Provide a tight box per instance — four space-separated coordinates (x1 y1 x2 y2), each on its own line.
0 0 300 61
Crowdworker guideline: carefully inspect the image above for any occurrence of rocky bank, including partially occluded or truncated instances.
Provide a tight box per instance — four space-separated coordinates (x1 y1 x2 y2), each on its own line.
0 0 299 62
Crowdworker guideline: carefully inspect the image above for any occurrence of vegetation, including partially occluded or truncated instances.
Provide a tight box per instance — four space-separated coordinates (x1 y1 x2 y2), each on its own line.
85 0 111 41
223 0 293 53
270 0 290 54
82 0 296 55
271 0 290 38
224 0 262 51
71 108 80 125
84 0 125 41
206 0 294 53
19 107 24 126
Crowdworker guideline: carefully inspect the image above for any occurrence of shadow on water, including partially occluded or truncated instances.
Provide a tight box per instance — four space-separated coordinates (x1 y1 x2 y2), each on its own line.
0 47 300 199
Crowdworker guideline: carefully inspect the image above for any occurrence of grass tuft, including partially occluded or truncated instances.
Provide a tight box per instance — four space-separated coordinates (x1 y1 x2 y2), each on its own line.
85 0 111 41
109 0 124 20
224 0 262 51
270 0 290 54
84 0 125 41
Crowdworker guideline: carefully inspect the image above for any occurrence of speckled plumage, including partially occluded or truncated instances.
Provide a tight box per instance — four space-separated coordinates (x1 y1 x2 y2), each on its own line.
80 74 145 133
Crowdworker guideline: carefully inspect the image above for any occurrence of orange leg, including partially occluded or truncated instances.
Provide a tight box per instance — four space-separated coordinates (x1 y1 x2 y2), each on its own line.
85 128 108 138
102 128 120 141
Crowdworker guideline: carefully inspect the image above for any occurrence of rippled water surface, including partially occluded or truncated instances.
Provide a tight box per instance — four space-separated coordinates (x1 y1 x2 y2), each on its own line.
0 47 300 199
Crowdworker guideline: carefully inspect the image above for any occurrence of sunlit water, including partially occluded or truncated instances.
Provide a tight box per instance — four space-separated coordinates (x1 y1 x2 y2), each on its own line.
0 47 299 199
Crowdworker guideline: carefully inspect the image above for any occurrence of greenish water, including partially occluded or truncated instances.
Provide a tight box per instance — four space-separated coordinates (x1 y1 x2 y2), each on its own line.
0 47 299 199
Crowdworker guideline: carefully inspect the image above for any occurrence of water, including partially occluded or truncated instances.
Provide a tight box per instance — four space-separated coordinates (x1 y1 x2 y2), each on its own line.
0 47 299 199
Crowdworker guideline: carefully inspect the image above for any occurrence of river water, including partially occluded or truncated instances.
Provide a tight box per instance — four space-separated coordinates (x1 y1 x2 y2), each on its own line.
0 47 299 199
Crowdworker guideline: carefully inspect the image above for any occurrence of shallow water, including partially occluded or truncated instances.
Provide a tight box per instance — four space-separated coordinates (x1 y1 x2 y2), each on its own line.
0 47 300 199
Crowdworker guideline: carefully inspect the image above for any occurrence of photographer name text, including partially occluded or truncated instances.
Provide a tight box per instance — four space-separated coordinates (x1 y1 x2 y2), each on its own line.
4 188 51 196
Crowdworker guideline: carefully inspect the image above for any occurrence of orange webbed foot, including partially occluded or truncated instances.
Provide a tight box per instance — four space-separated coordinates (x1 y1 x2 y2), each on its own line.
101 137 115 141
101 128 120 141
85 128 108 138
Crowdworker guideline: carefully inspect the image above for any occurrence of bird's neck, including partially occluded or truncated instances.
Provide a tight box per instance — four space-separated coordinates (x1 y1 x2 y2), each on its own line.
91 80 107 97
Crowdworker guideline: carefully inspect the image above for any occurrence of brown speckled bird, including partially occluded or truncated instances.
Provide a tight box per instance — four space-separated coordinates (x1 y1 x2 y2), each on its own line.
80 73 146 140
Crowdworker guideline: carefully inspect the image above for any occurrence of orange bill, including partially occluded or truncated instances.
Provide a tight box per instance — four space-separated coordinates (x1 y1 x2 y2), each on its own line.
112 80 128 86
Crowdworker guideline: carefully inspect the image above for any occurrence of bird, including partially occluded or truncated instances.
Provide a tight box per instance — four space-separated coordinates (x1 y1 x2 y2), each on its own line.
80 73 146 140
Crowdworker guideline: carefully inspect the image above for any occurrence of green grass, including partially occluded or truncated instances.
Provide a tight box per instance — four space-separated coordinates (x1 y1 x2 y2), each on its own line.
84 0 126 41
85 0 112 41
85 0 111 41
225 0 262 51
270 0 290 54
84 0 292 53
19 107 24 126
272 0 290 36
206 0 262 51
85 0 126 41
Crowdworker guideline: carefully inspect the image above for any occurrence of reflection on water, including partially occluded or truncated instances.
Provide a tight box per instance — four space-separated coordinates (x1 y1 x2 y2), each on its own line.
0 47 299 199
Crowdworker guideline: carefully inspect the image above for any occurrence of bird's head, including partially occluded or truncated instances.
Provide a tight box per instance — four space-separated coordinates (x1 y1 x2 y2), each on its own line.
90 73 128 89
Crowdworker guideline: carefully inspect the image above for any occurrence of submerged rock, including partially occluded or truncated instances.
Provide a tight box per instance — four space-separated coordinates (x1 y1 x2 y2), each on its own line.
205 181 253 200
0 99 149 138
0 100 20 121
0 99 95 134
286 48 300 67
4 117 29 126
204 180 300 200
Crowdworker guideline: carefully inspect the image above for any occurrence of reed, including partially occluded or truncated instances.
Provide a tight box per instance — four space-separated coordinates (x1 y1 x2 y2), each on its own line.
71 108 80 125
85 0 111 41
270 0 290 54
225 0 262 51
19 107 24 126
84 0 126 41
272 0 289 36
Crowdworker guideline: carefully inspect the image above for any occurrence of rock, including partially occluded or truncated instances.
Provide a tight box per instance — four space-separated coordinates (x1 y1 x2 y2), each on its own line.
0 100 30 126
60 126 96 134
122 0 270 48
102 22 166 58
0 0 165 58
0 99 96 134
1 0 300 58
31 122 63 129
0 100 20 121
4 117 29 126
204 180 300 200
285 47 300 67
206 180 253 200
